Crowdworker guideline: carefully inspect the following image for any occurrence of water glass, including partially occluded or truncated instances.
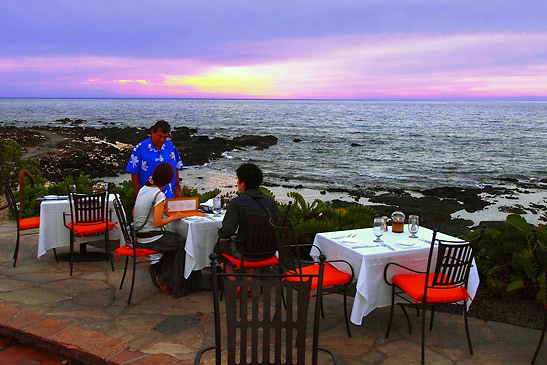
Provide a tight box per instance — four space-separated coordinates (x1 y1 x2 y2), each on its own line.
213 197 222 216
373 217 384 242
408 215 419 238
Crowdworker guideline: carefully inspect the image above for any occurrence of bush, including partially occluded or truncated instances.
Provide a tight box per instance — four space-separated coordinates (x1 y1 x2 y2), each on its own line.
469 214 547 302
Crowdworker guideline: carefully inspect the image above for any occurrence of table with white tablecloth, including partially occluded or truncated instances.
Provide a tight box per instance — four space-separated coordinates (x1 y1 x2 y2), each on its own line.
170 214 224 279
311 226 479 325
37 195 124 258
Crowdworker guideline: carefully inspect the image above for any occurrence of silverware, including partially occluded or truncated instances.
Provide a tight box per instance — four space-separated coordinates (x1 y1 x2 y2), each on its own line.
380 242 395 251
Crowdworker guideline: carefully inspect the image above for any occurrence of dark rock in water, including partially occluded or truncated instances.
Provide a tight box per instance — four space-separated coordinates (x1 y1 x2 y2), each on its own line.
320 190 326 195
0 125 278 183
350 142 362 147
294 138 302 143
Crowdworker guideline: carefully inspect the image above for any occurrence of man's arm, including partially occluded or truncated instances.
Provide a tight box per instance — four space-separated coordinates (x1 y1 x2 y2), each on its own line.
174 169 182 198
131 173 141 198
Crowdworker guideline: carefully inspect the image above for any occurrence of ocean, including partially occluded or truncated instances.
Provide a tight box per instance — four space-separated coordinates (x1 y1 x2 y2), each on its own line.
1 98 546 195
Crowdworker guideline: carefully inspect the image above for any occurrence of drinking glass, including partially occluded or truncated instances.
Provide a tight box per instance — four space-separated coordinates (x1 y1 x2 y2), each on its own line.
408 215 419 238
373 217 384 242
213 197 222 216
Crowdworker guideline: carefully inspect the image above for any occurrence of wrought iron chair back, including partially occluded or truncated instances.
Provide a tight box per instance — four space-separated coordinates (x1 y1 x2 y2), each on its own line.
64 190 114 275
194 253 339 365
69 191 109 225
237 205 290 262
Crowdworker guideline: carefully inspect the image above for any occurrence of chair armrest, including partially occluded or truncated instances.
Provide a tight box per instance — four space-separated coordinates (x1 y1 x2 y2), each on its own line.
318 347 341 364
325 259 355 280
304 243 323 256
383 262 425 285
62 212 71 229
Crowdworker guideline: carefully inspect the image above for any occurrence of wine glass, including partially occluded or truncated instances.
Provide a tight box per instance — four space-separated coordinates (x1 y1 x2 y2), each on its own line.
408 215 419 238
213 197 222 216
373 217 384 242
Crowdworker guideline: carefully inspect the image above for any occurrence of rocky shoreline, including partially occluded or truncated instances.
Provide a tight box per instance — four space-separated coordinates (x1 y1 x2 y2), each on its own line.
1 124 545 237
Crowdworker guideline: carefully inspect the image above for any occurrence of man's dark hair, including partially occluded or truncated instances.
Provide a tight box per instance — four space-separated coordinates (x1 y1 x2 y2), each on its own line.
236 163 263 190
147 162 174 187
152 120 171 134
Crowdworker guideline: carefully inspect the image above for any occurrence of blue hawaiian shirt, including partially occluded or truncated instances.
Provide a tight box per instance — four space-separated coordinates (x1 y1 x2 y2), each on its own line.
126 137 183 198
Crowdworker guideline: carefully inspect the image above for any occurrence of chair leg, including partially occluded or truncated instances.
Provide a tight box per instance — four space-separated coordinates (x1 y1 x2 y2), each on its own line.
105 235 114 272
127 256 137 305
386 285 395 338
13 230 20 267
463 303 474 355
119 257 129 290
69 236 74 276
531 308 547 364
53 248 59 262
400 303 412 334
429 306 435 331
343 284 351 337
421 302 427 364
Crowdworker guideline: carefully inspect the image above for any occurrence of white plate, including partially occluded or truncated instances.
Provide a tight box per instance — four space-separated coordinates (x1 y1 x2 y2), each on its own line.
44 195 58 200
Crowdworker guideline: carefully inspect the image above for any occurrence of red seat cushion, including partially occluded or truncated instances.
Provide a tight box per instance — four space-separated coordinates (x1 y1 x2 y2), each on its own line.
285 263 352 290
67 220 118 238
222 253 279 270
392 273 471 304
19 216 40 230
114 246 159 262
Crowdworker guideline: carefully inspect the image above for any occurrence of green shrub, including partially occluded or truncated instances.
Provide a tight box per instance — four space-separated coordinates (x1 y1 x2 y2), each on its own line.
469 214 546 302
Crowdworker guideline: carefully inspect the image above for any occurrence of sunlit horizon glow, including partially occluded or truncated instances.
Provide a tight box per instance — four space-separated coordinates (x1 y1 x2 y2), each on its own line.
1 1 546 100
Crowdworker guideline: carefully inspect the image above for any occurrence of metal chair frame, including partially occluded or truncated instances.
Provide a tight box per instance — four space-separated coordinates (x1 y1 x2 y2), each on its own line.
384 229 483 364
112 195 160 305
194 253 339 365
63 190 114 275
271 220 354 337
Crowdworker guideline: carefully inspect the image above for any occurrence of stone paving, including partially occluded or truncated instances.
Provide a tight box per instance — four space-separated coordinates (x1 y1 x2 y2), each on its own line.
0 220 545 364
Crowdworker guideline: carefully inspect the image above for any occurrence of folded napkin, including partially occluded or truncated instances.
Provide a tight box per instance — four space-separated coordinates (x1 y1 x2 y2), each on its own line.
340 237 358 244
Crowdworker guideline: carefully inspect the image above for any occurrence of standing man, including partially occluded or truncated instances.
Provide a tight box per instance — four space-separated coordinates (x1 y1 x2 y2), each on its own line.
126 120 183 199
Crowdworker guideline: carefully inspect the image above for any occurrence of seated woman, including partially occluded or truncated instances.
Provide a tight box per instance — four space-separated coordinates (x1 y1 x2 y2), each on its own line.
133 162 201 297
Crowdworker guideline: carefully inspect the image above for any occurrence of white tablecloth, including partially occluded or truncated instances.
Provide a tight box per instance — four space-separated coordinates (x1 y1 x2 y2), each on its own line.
37 195 124 258
311 226 480 325
170 214 223 279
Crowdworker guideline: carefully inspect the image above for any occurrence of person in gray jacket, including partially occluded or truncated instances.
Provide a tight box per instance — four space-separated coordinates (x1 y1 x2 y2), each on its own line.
215 163 278 283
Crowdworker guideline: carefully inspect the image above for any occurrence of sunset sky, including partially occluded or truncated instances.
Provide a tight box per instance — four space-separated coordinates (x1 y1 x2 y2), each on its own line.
1 1 546 100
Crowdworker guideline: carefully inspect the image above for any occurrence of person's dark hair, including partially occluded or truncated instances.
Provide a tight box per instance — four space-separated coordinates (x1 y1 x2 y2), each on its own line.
146 162 174 187
236 163 263 190
151 120 171 134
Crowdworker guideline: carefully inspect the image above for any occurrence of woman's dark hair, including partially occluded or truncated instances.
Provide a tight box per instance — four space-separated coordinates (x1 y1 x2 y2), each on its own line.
236 163 263 190
147 162 174 187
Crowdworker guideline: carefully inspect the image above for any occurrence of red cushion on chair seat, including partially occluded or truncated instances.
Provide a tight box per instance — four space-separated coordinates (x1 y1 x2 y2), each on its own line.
222 253 279 270
285 263 352 290
19 216 40 230
392 273 471 304
68 220 118 238
114 246 159 262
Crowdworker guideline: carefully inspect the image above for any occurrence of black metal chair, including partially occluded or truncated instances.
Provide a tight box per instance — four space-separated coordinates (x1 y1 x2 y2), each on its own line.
532 229 547 364
111 195 160 305
383 229 484 364
271 220 354 337
194 253 340 365
63 190 116 275
217 204 291 273
3 184 56 267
